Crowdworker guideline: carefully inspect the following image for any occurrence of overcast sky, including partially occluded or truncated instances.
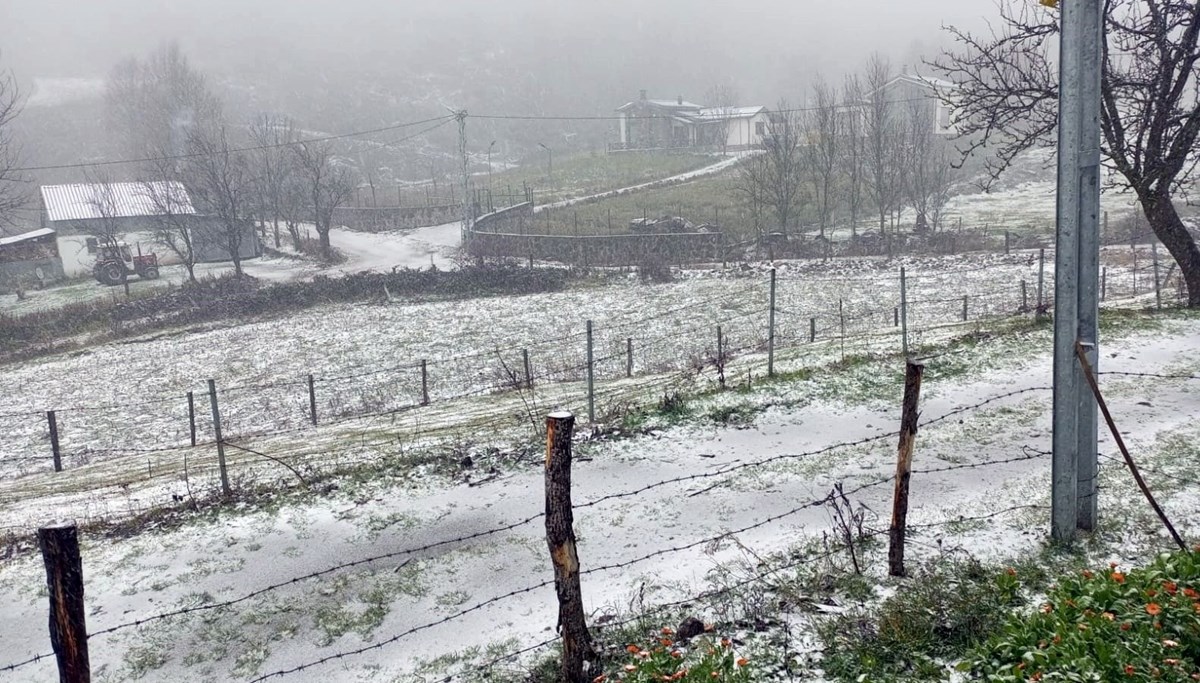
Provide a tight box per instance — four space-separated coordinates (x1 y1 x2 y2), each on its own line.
2 0 999 88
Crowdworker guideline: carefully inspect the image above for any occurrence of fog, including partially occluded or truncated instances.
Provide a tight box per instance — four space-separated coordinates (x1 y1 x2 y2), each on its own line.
1 0 997 183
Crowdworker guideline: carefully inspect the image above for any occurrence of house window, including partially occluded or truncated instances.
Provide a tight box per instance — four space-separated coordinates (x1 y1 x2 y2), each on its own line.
755 121 766 136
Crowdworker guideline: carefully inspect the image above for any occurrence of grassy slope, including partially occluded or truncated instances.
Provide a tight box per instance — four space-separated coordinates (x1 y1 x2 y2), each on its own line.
486 150 717 205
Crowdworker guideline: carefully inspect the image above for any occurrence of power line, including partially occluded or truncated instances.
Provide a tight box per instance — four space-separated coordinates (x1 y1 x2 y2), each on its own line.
12 116 456 173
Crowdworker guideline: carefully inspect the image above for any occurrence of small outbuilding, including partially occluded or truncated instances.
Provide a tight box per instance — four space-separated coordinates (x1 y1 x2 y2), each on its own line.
0 227 66 290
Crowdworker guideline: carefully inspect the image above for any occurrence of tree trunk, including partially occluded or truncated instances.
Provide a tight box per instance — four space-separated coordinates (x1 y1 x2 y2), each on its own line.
1143 191 1200 307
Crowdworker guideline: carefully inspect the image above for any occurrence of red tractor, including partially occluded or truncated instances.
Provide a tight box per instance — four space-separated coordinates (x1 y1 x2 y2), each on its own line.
86 238 160 286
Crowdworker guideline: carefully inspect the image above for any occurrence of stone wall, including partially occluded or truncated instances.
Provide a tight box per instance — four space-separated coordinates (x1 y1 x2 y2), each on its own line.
332 205 461 232
466 229 723 267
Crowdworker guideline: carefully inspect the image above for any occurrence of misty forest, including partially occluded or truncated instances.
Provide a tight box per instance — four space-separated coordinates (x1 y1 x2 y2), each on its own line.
1 1 1200 682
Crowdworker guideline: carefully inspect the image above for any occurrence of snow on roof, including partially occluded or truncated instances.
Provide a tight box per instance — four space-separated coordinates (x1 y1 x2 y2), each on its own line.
40 182 196 222
0 227 56 247
693 106 768 121
616 99 704 112
869 73 960 98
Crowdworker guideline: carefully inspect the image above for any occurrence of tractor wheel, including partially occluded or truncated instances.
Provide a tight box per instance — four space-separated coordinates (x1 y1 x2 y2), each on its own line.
141 266 160 280
96 262 124 286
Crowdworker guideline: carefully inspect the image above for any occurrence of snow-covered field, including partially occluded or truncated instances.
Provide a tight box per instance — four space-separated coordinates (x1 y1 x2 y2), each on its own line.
0 297 1197 682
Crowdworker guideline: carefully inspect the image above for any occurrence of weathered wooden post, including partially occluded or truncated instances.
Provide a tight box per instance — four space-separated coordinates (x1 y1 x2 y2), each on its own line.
1153 242 1162 310
809 317 816 342
893 307 899 327
888 359 925 577
1021 280 1029 311
839 299 846 362
716 324 726 389
1004 230 1011 255
544 412 595 683
48 410 62 473
625 337 633 378
523 349 533 390
1101 266 1107 302
900 266 909 356
39 522 90 682
421 360 430 406
187 391 197 447
308 374 317 426
207 379 231 498
962 295 969 321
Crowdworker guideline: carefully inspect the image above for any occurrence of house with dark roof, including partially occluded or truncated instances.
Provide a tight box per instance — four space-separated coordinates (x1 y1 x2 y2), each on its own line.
614 91 770 151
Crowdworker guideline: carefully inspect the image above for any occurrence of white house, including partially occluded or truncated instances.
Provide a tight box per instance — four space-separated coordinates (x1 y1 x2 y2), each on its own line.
867 74 960 136
614 91 770 151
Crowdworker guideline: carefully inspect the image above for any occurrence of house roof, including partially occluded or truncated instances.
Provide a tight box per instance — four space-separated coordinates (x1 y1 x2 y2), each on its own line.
616 98 704 113
40 182 196 222
0 227 56 247
869 73 959 98
693 106 768 121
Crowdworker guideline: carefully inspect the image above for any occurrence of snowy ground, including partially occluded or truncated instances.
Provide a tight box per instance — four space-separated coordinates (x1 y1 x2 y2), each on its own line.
0 304 1197 682
0 222 462 316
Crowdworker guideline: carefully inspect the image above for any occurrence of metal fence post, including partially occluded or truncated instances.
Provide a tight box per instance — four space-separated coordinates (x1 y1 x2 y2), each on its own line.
586 321 595 423
900 266 909 357
768 268 777 377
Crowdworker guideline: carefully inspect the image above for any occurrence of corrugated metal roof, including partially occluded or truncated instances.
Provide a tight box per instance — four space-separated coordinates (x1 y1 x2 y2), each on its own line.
40 182 196 223
0 227 56 247
694 106 768 121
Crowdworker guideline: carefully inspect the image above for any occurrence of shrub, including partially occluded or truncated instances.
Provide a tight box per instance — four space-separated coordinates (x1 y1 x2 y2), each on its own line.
963 550 1200 681
819 559 1023 680
600 628 754 683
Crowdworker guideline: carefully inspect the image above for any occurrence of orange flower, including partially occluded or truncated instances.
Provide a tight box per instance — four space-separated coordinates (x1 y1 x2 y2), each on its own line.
736 657 749 667
710 673 719 680
1163 639 1180 648
1165 658 1181 666
624 664 637 672
670 650 682 658
1031 673 1043 682
1147 603 1163 616
1112 572 1126 583
1006 567 1017 577
1164 581 1178 595
1111 562 1120 569
626 644 641 654
1125 664 1136 675
1083 569 1094 579
660 639 673 647
661 627 673 635
1121 622 1133 631
1102 612 1116 621
1146 588 1158 598
1183 587 1198 599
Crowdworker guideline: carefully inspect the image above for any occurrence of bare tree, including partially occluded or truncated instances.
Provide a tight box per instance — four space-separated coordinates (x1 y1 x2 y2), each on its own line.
841 75 867 237
293 140 356 259
248 114 299 249
732 152 770 243
184 124 255 277
901 98 957 233
105 42 222 161
703 83 741 156
933 0 1200 305
748 101 807 237
0 58 26 226
807 76 840 238
79 177 133 295
863 54 903 234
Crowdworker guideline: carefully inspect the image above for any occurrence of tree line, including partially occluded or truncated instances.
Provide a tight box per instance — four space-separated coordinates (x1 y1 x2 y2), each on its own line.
734 54 959 243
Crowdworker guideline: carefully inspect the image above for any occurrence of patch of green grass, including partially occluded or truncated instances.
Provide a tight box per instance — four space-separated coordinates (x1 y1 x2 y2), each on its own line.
489 150 717 205
965 550 1200 681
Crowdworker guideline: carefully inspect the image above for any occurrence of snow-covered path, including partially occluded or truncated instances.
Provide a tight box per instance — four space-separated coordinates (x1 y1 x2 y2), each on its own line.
326 221 461 273
2 315 1197 682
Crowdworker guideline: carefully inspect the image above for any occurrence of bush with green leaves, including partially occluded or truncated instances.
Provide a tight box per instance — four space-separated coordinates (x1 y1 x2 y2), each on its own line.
963 549 1200 681
598 628 754 682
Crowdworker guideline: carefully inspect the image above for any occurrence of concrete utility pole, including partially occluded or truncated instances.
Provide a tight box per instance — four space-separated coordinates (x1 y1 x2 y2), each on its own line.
1051 0 1103 543
454 109 470 242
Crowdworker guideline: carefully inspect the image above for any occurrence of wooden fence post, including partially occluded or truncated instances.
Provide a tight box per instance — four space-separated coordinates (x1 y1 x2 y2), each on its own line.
716 324 725 389
1153 242 1162 310
207 379 231 498
1037 248 1046 312
888 359 925 577
544 412 595 682
421 360 430 406
523 349 533 390
1101 267 1108 301
308 374 318 426
809 317 816 342
1021 280 1028 311
626 337 633 378
900 266 909 356
39 522 90 683
48 410 62 472
187 391 196 447
962 295 969 321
